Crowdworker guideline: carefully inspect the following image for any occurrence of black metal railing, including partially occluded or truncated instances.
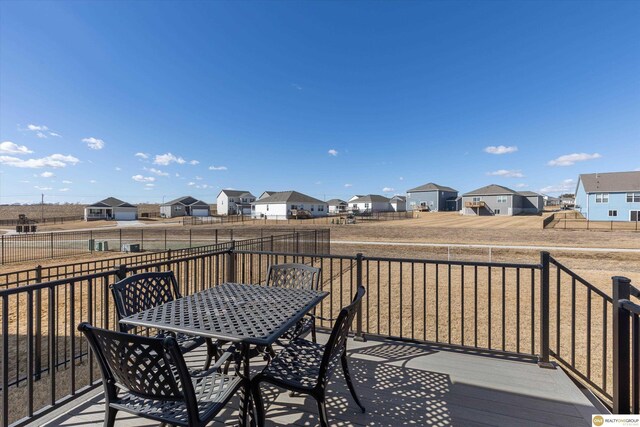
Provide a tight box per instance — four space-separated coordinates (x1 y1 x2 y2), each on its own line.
613 276 640 414
0 246 634 425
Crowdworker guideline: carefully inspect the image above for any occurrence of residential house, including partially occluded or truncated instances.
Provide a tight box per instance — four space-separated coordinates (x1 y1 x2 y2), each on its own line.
258 191 276 200
216 190 256 215
252 191 328 220
390 195 406 212
574 171 640 221
350 195 392 213
84 197 138 221
543 195 561 207
327 199 348 214
406 183 459 211
462 185 543 216
160 196 210 218
348 195 363 203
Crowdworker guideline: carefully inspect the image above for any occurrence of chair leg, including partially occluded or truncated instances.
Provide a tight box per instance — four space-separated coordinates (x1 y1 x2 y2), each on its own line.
104 407 117 427
204 338 217 370
341 352 365 413
314 394 330 427
251 377 266 427
311 321 317 343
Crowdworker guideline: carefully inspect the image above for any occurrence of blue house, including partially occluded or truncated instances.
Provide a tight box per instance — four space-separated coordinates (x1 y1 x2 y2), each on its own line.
574 171 640 221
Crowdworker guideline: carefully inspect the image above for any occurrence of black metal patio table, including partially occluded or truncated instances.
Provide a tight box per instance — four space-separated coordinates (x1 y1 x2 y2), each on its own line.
119 282 328 426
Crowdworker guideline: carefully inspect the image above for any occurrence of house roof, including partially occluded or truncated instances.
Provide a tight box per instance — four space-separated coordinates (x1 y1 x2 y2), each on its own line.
238 192 255 199
407 183 457 193
518 191 542 197
326 199 347 206
351 194 391 203
162 196 209 207
87 197 136 208
463 184 519 196
579 171 640 193
391 195 406 202
252 191 326 205
259 191 276 199
218 189 252 198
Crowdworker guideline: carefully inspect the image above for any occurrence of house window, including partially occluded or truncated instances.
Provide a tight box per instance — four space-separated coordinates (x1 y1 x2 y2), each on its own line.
609 210 618 217
175 205 182 210
495 209 501 215
595 193 609 203
627 193 640 203
318 205 324 211
291 205 298 210
364 203 369 209
88 209 102 215
472 197 481 202
496 196 507 203
229 198 234 202
311 206 314 211
266 205 269 211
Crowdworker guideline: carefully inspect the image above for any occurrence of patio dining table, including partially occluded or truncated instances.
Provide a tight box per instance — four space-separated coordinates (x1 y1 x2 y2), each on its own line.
119 282 328 426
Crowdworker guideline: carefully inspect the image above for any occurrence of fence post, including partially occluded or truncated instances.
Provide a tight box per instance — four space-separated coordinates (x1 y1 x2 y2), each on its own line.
119 228 122 250
538 252 553 368
116 264 127 281
226 241 236 283
189 229 192 248
354 253 366 342
140 229 144 251
1 235 3 264
50 232 54 259
613 276 632 414
34 265 42 380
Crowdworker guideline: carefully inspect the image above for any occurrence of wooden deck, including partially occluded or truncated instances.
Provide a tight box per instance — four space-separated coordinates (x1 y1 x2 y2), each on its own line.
37 334 603 426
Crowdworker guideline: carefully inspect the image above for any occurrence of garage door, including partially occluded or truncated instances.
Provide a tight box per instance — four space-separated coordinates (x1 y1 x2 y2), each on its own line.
192 208 209 217
114 211 137 221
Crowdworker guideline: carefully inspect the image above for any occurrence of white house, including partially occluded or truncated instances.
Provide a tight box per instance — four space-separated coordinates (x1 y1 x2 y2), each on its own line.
216 190 255 215
160 196 210 218
252 191 328 220
258 191 276 200
390 195 406 212
348 195 363 202
349 195 392 213
327 199 348 214
84 197 138 221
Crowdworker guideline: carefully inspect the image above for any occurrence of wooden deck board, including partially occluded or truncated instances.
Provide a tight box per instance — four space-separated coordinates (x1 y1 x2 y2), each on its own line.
37 334 601 426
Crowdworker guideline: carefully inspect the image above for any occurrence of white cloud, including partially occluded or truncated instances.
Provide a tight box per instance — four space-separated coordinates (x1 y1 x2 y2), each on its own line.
147 167 169 176
34 186 53 191
27 124 48 131
344 183 353 187
82 137 105 150
189 160 199 165
62 180 72 184
145 183 155 187
382 187 395 192
135 152 149 159
547 153 602 167
154 153 186 165
115 166 122 171
487 169 524 178
0 141 33 154
291 83 303 90
187 182 196 186
48 132 61 137
195 176 203 180
515 183 527 188
0 153 79 168
40 171 54 178
484 145 518 155
540 179 576 194
36 132 47 139
175 173 180 177
399 177 404 181
58 188 70 192
132 175 156 183
89 180 97 184
209 165 228 171
328 149 338 156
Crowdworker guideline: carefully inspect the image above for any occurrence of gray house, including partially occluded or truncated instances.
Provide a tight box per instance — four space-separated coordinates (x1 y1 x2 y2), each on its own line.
160 196 210 218
406 183 458 212
327 199 348 214
84 197 138 221
462 185 543 216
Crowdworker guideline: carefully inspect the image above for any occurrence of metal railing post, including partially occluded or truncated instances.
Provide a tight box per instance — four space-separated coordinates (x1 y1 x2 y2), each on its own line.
226 241 236 283
538 251 553 368
116 264 127 281
613 276 632 414
354 253 366 342
34 265 42 380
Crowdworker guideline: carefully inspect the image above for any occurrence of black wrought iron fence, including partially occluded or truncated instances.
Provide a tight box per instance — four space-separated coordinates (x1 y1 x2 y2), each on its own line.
613 276 640 414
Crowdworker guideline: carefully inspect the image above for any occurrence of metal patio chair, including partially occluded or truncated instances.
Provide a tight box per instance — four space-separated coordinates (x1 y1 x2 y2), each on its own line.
267 263 321 343
78 322 242 427
110 271 218 369
251 286 366 427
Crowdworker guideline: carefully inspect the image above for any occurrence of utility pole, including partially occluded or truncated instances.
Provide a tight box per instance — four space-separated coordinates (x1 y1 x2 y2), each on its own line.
41 193 44 222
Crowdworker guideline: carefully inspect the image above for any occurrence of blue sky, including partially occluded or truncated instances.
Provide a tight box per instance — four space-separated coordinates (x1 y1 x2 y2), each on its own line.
1 1 638 204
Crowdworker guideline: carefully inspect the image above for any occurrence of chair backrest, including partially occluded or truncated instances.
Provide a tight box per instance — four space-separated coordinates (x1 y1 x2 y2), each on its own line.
78 322 195 404
111 271 180 332
319 286 366 381
266 263 321 290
